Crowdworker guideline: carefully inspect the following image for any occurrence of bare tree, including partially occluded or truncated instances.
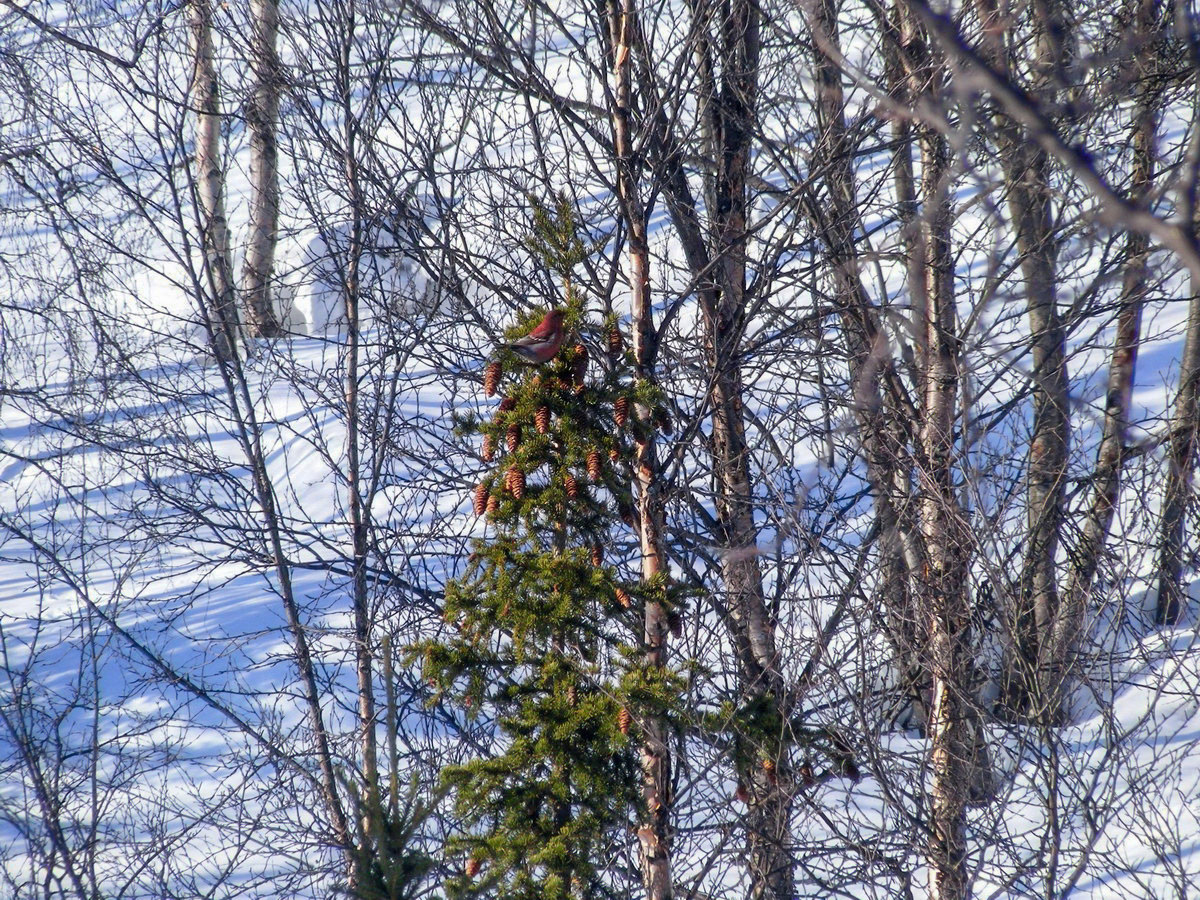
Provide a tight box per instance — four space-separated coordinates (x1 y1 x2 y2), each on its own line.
604 1 675 895
239 0 284 338
188 0 242 362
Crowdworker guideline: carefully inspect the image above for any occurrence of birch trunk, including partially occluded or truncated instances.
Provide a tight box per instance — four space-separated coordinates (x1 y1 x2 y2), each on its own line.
1055 0 1157 681
811 0 927 726
240 0 283 338
709 6 793 897
1157 210 1200 622
188 0 241 363
973 0 1072 719
1157 70 1200 625
606 3 673 896
685 1 793 894
335 19 380 839
897 11 975 897
919 126 974 900
636 2 791 890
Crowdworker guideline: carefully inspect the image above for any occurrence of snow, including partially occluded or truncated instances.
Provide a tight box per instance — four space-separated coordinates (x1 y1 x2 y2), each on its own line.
3 1 1200 898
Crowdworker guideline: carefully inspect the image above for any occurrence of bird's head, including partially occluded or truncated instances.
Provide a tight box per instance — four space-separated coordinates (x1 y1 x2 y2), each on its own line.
531 307 566 338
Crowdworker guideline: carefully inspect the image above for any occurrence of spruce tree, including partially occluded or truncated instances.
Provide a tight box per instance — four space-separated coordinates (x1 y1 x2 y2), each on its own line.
416 202 679 900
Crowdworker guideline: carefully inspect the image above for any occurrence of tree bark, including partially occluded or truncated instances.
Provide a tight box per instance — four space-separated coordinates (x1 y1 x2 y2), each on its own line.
659 2 794 896
918 126 974 900
810 0 927 727
972 0 1072 719
1055 0 1157 683
188 0 241 362
333 12 381 854
606 3 673 896
240 0 283 338
897 10 975 898
1157 217 1200 623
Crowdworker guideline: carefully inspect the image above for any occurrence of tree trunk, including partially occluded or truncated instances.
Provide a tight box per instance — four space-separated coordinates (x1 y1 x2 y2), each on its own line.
606 2 673 896
1054 0 1157 684
187 0 241 363
898 10 976 897
334 15 381 858
1157 225 1200 623
656 2 794 895
918 125 974 900
810 0 928 727
240 0 283 338
973 0 1072 720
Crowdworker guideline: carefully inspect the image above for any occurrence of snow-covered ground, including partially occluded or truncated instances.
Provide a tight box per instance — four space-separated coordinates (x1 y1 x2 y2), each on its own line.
3 2 1200 899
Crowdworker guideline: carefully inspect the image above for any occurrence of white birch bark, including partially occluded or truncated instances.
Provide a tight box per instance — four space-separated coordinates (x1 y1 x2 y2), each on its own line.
607 3 674 897
1055 0 1157 682
188 0 241 362
240 0 283 338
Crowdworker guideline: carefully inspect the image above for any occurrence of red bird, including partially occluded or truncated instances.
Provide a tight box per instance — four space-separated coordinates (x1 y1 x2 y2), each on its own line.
506 308 566 364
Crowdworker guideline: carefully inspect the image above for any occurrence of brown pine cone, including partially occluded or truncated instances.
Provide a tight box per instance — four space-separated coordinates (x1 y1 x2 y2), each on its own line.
472 482 488 516
498 396 516 413
565 473 579 499
762 758 778 784
618 707 632 735
483 360 501 397
535 405 550 434
614 396 630 428
481 432 495 462
607 323 624 357
591 544 603 567
572 343 588 386
586 449 602 481
615 587 631 608
465 857 481 878
567 685 578 706
507 466 525 500
506 423 521 453
609 446 620 463
654 405 674 435
486 493 500 515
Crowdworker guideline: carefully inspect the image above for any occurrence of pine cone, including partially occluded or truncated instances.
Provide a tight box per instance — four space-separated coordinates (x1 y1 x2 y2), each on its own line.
762 758 777 784
481 432 495 462
572 343 588 386
618 707 632 735
615 587 631 608
465 857 481 878
535 405 550 434
499 396 516 413
591 543 603 567
609 446 620 463
614 396 630 428
483 360 501 397
507 423 521 453
472 482 488 516
607 323 624 357
507 466 525 500
654 405 674 435
486 493 500 515
567 684 578 706
565 473 579 499
586 449 602 481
